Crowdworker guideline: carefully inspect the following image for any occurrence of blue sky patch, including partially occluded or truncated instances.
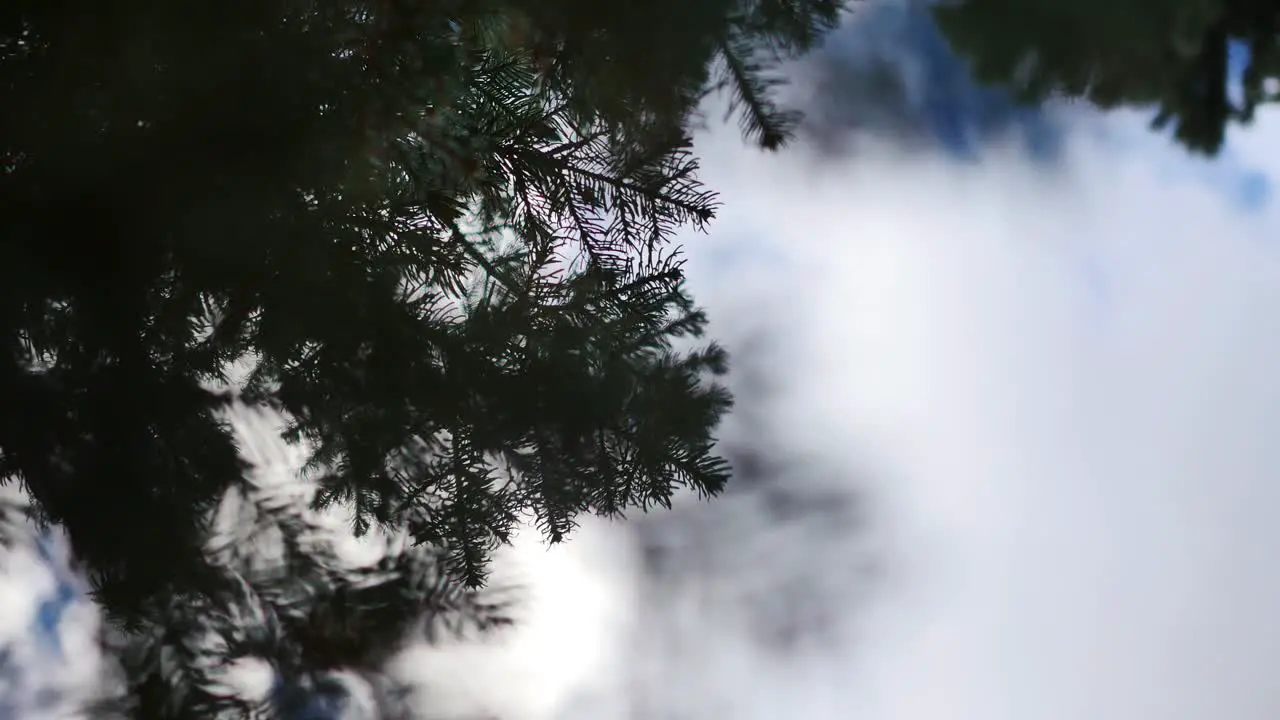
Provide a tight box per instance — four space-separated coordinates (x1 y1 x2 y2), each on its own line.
801 2 1063 162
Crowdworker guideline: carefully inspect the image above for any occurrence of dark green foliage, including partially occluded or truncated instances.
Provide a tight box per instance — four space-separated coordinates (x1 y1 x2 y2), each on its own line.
126 482 513 719
714 0 846 148
8 461 515 719
933 0 1280 154
0 0 845 715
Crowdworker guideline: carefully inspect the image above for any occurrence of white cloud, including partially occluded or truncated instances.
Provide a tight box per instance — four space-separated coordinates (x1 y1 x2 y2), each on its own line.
0 494 106 720
407 108 1280 720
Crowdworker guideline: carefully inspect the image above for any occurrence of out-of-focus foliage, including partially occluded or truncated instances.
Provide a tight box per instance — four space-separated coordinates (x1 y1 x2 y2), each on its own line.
934 0 1280 154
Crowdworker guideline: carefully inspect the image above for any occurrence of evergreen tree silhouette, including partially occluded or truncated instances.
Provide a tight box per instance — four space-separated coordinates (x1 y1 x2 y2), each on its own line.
0 0 845 715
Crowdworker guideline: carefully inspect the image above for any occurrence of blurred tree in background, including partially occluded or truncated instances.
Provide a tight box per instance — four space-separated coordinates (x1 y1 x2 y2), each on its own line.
0 0 845 716
933 0 1280 154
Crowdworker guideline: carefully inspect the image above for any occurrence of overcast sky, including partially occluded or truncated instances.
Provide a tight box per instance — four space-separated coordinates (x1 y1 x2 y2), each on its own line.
395 120 1280 720
398 10 1280 719
8 4 1280 719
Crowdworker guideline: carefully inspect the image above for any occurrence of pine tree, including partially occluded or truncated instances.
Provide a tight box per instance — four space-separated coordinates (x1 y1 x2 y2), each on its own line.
0 0 845 716
111 435 515 719
1 435 515 719
932 0 1280 154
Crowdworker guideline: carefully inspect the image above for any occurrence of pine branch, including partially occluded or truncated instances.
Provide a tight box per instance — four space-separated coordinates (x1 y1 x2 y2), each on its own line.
714 32 801 150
